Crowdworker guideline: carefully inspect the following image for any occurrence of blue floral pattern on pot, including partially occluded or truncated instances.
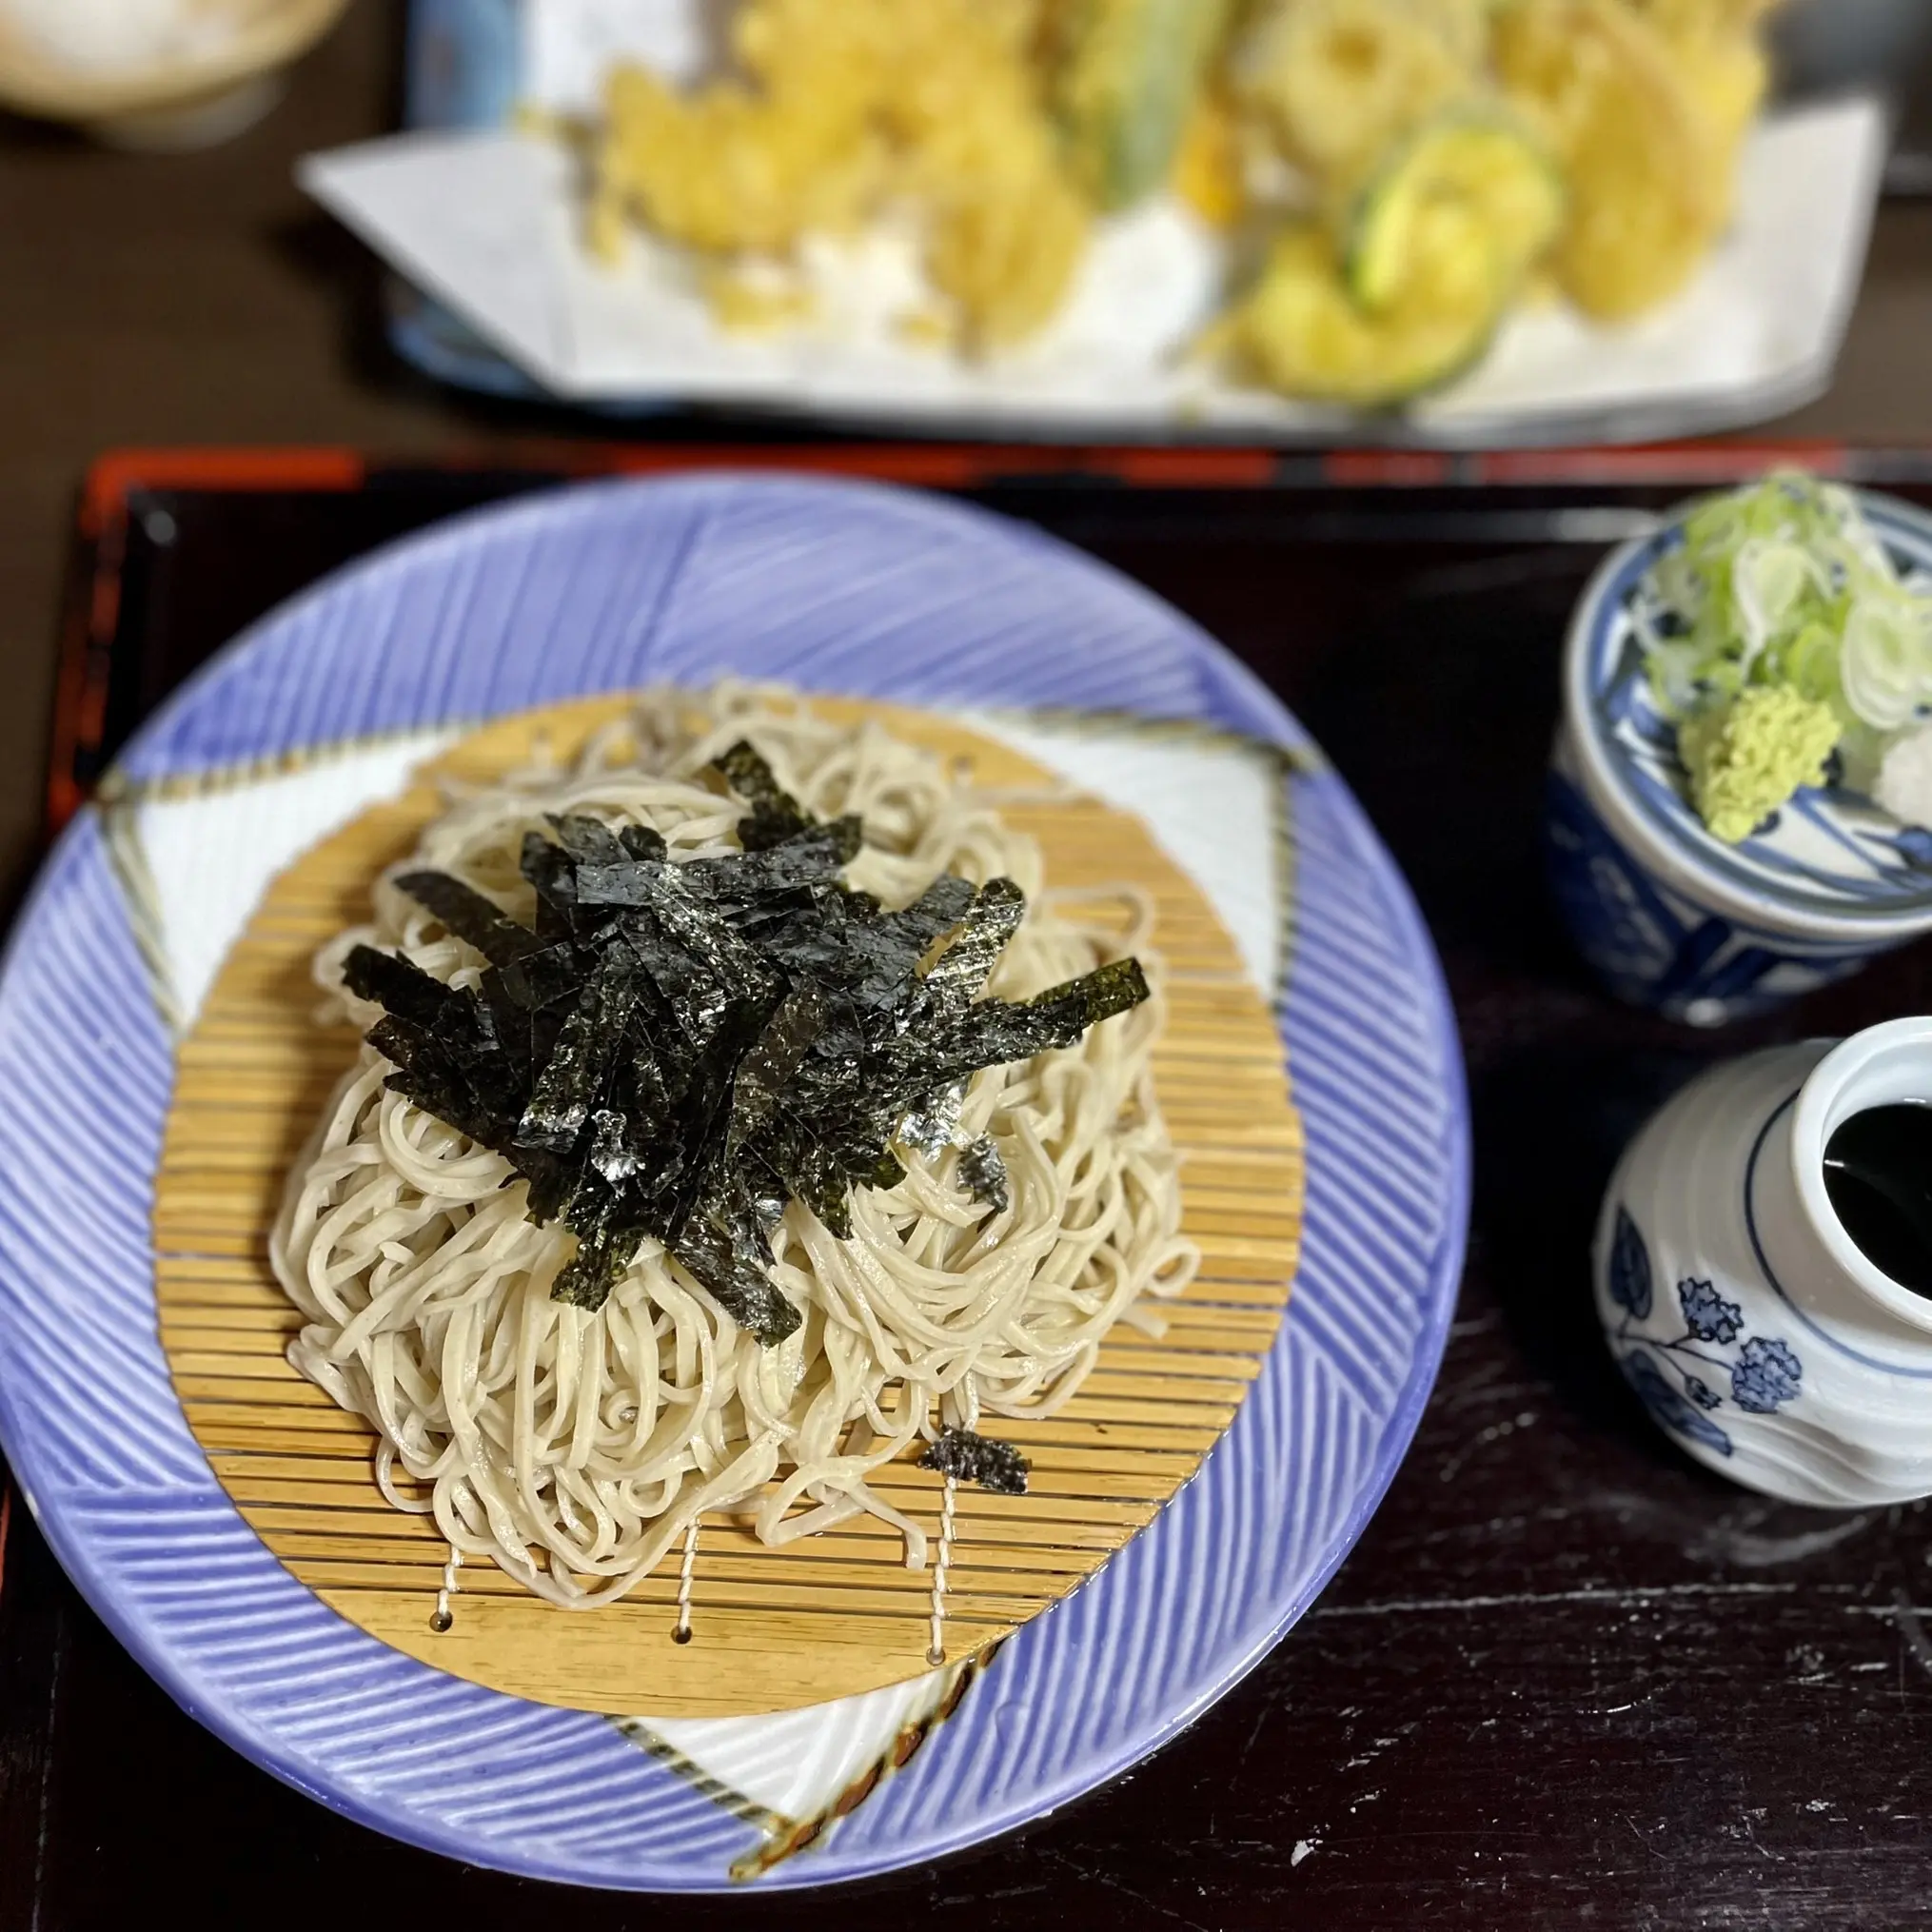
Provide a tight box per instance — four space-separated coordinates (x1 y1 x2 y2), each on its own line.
1606 1205 1804 1458
1546 757 1875 1026
1597 1030 1932 1508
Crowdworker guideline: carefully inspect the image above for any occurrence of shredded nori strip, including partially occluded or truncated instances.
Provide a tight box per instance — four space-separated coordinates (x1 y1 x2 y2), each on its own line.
392 870 544 966
919 1425 1029 1496
713 739 813 852
343 762 1150 1344
957 1135 1010 1213
913 877 1025 1015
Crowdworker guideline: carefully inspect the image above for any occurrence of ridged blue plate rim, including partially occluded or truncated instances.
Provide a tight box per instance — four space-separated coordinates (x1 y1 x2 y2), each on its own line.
0 475 1468 1890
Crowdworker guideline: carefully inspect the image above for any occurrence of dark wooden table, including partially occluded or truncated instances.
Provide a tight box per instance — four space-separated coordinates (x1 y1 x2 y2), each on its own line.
7 7 1932 1927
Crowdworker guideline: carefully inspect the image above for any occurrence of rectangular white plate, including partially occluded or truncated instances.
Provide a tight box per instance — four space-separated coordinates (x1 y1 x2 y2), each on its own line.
306 68 1886 447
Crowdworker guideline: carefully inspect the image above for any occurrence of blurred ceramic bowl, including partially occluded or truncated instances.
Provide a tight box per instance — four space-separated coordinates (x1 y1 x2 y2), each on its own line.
0 0 348 150
1546 486 1932 1027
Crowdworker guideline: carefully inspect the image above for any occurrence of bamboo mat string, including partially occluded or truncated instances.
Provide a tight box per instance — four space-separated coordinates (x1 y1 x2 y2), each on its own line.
674 1515 700 1644
432 1546 463 1633
927 1477 958 1666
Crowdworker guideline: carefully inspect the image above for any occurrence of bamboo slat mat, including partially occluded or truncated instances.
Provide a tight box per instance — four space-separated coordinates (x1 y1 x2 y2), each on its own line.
153 695 1303 1717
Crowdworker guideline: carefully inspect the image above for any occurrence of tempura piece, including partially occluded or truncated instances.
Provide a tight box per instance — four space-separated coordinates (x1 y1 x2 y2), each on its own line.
1346 111 1564 312
1632 0 1782 215
1493 0 1723 321
1234 0 1489 189
1629 0 1783 40
593 64 884 259
883 1 1094 345
1046 0 1234 209
923 156 1092 347
1214 220 1500 405
1173 85 1248 227
1217 102 1561 404
590 0 1090 352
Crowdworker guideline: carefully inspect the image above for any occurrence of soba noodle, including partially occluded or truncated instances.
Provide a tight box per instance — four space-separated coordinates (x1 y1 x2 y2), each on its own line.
270 686 1196 1607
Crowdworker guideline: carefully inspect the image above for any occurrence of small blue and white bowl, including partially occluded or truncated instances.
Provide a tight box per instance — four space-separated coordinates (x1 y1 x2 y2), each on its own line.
1548 486 1932 1027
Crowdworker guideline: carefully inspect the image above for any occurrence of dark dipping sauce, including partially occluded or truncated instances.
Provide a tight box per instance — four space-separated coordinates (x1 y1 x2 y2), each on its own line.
1823 1102 1932 1296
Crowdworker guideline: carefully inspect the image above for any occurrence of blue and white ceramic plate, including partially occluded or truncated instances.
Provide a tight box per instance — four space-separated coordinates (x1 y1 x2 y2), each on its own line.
0 478 1467 1890
1549 487 1932 1022
1574 488 1932 928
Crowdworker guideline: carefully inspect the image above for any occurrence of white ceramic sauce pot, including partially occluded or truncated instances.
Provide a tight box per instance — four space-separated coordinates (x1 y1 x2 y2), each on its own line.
1594 1017 1932 1504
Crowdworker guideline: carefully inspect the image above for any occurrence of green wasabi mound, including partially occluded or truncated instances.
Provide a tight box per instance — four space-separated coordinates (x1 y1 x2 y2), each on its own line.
1677 684 1841 846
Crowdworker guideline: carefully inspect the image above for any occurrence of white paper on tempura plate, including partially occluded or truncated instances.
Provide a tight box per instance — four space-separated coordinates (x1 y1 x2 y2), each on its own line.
299 73 1887 448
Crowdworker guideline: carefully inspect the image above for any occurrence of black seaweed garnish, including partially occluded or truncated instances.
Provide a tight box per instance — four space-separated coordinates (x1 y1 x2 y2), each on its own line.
712 740 813 852
956 1135 1010 1214
342 743 1148 1343
919 1426 1029 1496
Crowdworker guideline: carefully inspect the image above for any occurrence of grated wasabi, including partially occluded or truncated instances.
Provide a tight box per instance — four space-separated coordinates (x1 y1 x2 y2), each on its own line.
1677 684 1840 846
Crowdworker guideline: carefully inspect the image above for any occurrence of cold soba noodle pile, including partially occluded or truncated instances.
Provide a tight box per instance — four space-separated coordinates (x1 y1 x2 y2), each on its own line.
271 688 1195 1607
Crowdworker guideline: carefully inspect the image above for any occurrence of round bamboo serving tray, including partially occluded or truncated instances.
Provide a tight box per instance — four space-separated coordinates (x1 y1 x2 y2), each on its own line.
153 695 1303 1718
